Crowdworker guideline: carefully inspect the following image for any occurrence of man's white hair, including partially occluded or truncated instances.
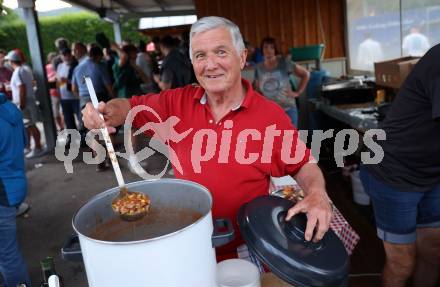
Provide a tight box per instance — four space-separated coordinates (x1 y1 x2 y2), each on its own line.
189 16 245 61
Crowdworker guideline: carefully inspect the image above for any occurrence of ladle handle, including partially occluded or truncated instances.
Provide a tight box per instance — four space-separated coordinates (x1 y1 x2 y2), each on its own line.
84 76 125 188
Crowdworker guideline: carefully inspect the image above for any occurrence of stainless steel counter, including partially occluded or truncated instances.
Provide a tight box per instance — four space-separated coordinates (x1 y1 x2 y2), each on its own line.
311 99 379 132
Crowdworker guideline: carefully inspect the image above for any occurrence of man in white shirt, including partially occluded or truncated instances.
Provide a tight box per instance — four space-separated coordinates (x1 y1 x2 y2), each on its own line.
5 50 43 157
402 27 430 57
357 33 384 71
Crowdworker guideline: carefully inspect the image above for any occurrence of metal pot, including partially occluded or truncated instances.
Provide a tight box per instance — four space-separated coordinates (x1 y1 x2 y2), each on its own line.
62 179 234 287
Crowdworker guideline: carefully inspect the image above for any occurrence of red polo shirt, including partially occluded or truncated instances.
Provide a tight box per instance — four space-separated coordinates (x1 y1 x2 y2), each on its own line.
130 79 311 258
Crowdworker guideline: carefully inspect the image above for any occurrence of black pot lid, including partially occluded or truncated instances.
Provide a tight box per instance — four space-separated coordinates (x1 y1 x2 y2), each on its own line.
237 196 349 287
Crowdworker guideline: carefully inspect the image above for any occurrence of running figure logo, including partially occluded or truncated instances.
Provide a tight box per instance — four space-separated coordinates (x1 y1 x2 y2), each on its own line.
119 105 193 179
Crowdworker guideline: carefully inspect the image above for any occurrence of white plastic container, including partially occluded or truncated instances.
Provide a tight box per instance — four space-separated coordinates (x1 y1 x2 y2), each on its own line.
351 170 370 205
217 259 261 287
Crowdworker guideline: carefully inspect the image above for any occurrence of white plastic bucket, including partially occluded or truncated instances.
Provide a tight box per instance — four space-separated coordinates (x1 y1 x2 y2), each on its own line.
217 259 261 287
351 170 370 205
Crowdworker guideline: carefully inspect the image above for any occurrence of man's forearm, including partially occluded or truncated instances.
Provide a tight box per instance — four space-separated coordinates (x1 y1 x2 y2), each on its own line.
293 162 327 196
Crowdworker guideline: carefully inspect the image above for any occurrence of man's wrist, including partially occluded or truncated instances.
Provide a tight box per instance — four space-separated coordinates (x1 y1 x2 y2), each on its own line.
306 188 332 204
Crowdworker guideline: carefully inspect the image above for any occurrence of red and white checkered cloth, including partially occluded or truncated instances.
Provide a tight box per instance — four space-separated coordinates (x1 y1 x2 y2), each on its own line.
269 180 360 255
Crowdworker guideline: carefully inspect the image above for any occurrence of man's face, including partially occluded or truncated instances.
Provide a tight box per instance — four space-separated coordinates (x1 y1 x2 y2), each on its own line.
73 45 85 59
191 27 246 95
62 53 71 63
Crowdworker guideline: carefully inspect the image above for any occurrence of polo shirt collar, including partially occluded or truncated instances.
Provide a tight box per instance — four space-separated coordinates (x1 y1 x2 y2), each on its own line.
194 78 255 110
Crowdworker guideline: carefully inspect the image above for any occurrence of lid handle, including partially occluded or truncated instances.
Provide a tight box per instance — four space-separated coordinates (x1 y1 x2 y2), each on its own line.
278 211 324 250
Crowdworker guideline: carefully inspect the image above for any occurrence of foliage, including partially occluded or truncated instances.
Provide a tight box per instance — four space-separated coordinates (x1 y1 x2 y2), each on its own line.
0 5 21 27
0 10 146 63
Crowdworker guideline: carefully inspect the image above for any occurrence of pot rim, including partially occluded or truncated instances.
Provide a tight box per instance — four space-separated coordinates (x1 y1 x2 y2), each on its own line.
72 178 213 245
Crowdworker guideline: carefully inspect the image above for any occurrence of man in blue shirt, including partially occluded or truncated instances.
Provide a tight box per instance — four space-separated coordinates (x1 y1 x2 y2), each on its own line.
72 45 113 109
0 92 31 286
72 46 113 171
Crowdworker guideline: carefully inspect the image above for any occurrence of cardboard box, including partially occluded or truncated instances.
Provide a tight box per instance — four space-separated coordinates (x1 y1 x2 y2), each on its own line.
374 56 420 89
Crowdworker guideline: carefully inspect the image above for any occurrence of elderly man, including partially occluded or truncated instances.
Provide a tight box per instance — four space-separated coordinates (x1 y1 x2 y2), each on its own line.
82 16 332 259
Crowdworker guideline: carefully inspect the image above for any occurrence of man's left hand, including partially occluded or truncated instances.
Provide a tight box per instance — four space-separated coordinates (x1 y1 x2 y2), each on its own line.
285 190 333 242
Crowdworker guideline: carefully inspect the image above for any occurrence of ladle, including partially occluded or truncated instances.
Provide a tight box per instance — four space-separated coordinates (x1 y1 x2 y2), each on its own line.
84 76 149 221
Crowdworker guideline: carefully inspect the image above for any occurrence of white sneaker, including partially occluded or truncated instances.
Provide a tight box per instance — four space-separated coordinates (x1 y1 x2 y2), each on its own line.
24 148 31 155
25 148 45 159
16 202 30 217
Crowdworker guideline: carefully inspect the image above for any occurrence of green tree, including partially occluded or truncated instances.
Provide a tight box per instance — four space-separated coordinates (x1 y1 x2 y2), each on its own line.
0 10 146 63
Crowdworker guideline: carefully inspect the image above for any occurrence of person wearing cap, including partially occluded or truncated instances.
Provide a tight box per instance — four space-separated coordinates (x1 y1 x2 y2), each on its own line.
6 50 43 158
82 16 333 260
0 91 32 287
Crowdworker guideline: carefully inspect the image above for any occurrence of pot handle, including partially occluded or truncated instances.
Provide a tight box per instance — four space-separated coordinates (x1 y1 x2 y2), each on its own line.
212 218 235 247
61 233 83 262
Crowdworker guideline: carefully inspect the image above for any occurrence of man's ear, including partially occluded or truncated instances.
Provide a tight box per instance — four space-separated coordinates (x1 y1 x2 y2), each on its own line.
240 48 248 70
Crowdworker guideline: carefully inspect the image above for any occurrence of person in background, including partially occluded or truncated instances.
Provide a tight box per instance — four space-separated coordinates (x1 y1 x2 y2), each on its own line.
56 48 80 136
72 45 113 172
244 41 256 67
46 52 64 131
360 44 440 287
0 91 31 287
54 37 69 52
154 35 192 90
402 27 430 57
254 37 309 127
72 46 113 109
178 31 190 59
112 43 148 99
53 38 70 72
72 42 88 64
241 41 258 83
111 42 149 174
357 32 384 71
136 40 154 93
0 49 13 101
82 16 332 261
6 50 43 158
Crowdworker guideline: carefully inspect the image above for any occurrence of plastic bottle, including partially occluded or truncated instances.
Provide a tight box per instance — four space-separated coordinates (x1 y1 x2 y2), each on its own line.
40 256 58 287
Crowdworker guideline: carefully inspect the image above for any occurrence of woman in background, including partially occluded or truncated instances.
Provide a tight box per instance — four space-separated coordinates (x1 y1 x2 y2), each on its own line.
254 37 309 127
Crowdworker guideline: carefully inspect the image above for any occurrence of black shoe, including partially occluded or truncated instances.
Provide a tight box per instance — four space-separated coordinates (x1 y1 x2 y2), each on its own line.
96 161 108 172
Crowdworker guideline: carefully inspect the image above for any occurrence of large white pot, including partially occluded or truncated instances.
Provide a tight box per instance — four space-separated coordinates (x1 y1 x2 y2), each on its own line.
62 179 234 287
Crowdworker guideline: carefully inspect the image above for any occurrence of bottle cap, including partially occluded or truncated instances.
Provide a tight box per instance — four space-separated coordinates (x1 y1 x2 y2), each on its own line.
41 256 55 271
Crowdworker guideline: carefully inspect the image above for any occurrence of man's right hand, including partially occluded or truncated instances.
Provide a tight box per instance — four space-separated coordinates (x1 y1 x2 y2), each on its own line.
81 99 131 134
82 99 131 133
82 102 111 132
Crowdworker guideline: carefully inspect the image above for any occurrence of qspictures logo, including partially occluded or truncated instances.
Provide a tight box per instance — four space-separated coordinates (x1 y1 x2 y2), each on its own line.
55 105 386 179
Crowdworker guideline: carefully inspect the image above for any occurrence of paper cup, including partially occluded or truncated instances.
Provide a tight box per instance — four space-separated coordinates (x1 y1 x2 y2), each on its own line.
217 259 261 287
